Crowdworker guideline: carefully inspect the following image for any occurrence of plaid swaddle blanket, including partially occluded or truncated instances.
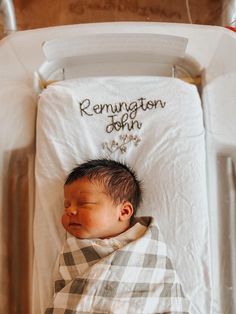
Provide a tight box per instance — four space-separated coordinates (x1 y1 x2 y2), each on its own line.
46 217 189 314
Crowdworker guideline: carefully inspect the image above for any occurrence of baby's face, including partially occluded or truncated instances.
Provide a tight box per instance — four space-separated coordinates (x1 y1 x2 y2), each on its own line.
62 177 124 239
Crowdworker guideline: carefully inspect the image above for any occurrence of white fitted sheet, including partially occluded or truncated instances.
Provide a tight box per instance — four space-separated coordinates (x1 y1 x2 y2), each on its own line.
34 76 210 313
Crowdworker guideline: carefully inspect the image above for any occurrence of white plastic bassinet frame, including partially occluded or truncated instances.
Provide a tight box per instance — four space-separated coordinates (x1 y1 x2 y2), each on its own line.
33 33 205 314
1 22 236 314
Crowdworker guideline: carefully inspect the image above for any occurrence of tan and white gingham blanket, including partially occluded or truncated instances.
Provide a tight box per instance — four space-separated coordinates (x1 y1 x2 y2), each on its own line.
46 217 189 314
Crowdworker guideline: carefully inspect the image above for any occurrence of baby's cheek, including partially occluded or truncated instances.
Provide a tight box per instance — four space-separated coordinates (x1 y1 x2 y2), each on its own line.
61 214 69 231
82 213 98 228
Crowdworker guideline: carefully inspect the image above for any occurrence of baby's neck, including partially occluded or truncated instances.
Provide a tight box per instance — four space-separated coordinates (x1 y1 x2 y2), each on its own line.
101 220 131 239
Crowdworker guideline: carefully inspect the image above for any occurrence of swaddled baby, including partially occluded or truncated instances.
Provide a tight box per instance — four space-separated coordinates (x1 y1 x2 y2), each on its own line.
46 159 189 314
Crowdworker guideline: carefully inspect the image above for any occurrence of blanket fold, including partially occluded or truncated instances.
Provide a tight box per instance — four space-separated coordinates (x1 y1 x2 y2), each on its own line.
46 217 189 314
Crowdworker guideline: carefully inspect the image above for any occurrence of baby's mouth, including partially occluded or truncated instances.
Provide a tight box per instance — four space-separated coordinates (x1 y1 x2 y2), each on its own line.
69 222 81 227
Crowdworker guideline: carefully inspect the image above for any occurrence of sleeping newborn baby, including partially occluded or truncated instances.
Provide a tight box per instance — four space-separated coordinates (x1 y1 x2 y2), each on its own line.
46 158 189 314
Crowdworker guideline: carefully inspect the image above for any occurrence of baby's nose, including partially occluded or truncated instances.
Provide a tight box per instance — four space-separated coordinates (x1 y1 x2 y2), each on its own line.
65 206 78 216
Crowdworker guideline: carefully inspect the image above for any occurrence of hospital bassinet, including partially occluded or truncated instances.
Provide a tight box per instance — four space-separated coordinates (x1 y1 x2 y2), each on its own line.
1 22 236 314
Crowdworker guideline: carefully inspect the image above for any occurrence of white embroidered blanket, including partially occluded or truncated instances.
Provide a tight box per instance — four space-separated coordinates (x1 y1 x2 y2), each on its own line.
46 217 189 314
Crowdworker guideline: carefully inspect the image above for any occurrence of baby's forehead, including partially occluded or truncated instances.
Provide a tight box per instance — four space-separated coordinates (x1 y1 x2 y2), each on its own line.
64 176 108 194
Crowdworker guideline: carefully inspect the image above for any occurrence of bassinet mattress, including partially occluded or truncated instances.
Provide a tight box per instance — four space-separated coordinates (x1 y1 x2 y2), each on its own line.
34 76 210 313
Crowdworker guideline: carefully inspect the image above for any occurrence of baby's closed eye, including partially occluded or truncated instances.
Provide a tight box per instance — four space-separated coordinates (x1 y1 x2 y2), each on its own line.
77 201 98 206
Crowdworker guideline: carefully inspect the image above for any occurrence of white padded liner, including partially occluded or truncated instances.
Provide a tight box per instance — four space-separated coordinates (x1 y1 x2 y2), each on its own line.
34 76 210 314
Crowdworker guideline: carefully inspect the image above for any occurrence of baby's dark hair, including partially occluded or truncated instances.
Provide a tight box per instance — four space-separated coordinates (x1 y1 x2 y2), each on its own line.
65 159 142 214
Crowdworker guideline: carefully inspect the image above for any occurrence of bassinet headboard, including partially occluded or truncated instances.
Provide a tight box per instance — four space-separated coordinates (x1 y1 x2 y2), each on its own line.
34 33 201 92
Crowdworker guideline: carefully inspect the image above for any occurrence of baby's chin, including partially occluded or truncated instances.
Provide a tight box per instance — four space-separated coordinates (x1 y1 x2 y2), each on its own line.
62 223 92 239
64 223 83 237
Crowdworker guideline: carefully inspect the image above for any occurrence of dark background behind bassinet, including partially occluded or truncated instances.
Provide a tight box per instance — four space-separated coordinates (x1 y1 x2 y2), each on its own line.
0 0 231 38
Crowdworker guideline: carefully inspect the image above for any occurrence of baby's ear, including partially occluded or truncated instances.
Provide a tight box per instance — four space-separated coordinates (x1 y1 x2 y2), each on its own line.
119 201 133 221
